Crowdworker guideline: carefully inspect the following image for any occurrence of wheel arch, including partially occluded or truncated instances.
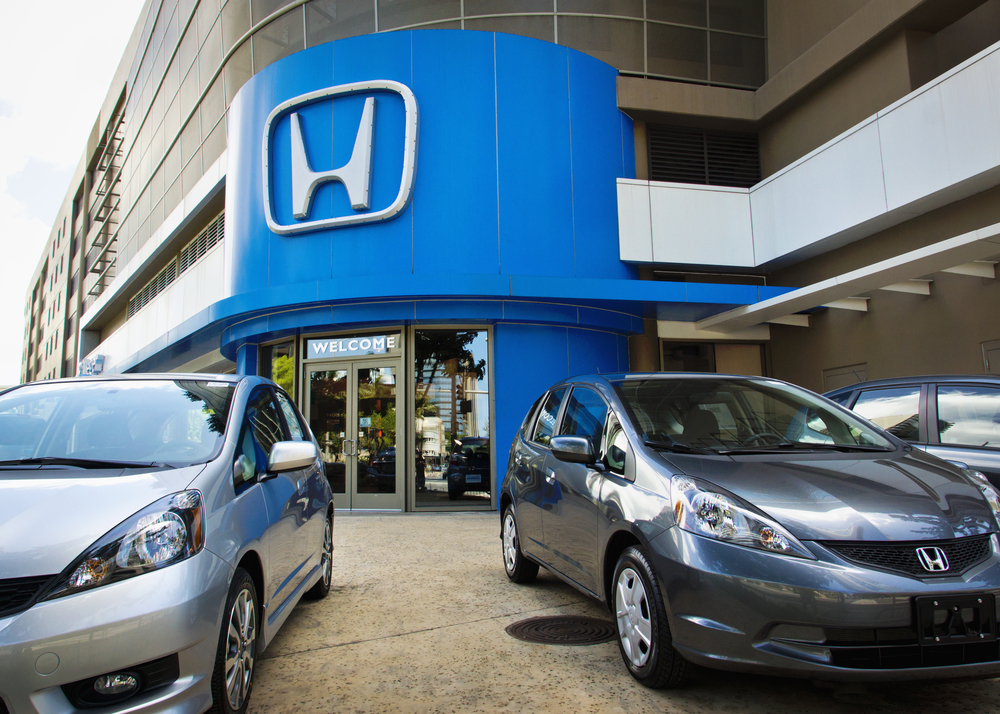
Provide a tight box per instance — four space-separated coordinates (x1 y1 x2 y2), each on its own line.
602 527 644 608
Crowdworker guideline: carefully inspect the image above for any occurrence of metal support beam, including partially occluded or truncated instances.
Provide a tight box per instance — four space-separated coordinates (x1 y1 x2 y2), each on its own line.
880 280 932 295
822 297 869 312
942 261 996 279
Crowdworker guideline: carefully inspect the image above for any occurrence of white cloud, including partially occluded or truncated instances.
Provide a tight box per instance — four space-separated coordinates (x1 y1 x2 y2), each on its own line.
0 0 145 384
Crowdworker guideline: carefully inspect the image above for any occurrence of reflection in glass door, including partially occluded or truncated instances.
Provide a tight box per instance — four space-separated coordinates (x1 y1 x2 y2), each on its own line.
306 361 402 510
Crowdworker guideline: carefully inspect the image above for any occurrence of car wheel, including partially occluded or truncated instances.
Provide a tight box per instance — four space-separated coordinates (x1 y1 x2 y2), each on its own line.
210 568 258 713
613 546 689 688
502 506 539 583
304 510 333 600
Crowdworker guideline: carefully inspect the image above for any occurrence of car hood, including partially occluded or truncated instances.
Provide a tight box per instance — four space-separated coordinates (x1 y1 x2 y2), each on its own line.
662 449 998 541
0 466 202 579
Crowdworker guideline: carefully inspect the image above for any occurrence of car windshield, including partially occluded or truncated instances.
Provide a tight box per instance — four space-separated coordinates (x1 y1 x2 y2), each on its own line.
612 377 894 453
0 379 235 469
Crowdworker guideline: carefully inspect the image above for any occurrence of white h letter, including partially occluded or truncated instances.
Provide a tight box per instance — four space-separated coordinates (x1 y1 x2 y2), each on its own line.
290 97 376 220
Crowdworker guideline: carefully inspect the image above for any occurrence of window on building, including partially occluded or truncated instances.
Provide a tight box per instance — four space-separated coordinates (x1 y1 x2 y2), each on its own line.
413 329 491 508
261 341 295 397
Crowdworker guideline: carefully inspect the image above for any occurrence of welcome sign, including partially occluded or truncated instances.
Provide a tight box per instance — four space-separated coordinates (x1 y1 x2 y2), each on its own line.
307 334 400 359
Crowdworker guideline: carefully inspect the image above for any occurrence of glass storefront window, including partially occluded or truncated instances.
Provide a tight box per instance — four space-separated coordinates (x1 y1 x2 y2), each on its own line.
261 341 295 396
413 329 491 507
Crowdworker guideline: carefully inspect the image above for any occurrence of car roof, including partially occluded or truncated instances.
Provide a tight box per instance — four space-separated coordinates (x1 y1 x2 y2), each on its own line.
4 373 250 394
825 374 1000 395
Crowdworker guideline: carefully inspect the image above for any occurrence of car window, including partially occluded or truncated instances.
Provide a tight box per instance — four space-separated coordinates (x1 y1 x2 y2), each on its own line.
937 385 1000 448
233 388 286 492
559 388 609 450
531 388 566 446
520 395 545 439
852 386 920 441
274 389 306 441
826 391 854 406
0 379 233 467
605 418 629 476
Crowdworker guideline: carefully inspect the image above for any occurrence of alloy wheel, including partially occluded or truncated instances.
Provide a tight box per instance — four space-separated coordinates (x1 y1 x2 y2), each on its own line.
225 586 256 710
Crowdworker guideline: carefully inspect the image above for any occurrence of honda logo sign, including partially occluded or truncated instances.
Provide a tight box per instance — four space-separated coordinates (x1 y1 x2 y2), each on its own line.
262 80 419 235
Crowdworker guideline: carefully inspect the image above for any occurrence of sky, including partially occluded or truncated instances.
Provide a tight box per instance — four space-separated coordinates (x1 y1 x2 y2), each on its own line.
0 0 147 386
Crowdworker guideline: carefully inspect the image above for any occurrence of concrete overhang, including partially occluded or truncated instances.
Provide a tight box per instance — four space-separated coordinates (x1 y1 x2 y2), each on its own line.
695 222 1000 333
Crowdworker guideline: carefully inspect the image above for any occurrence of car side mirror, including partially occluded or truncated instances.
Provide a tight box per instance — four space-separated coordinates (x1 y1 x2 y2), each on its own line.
267 441 320 474
549 435 596 465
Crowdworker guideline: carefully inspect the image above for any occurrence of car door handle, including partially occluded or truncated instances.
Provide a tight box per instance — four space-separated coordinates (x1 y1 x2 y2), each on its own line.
544 468 555 484
297 478 305 494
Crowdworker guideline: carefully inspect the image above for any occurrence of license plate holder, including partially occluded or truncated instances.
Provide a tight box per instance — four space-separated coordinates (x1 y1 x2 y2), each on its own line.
465 473 482 484
915 593 997 645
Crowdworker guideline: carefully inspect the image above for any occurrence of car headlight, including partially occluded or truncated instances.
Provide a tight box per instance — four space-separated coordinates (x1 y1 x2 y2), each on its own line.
42 491 205 600
671 475 815 559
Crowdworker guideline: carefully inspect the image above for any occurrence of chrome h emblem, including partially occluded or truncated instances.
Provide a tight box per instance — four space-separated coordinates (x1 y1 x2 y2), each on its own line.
290 97 375 218
262 80 419 235
916 546 950 572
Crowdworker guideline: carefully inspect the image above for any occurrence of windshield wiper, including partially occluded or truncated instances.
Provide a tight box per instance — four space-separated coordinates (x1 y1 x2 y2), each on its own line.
717 442 892 455
0 457 174 469
643 438 714 455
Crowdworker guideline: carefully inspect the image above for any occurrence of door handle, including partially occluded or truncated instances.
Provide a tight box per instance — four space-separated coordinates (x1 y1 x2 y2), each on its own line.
297 478 305 494
544 468 555 484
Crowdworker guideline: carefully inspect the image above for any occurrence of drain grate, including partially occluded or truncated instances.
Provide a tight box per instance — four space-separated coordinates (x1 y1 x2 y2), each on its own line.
506 616 617 646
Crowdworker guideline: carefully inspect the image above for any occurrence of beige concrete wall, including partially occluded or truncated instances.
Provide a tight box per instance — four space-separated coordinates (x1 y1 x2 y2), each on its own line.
759 31 916 176
766 185 1000 392
771 269 1000 392
716 343 765 375
767 0 870 76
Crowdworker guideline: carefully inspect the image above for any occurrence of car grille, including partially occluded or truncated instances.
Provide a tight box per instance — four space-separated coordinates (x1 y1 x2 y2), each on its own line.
0 575 55 618
824 626 1000 669
823 535 993 577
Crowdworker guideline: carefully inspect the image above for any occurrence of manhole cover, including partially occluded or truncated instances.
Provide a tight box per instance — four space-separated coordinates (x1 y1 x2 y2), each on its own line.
505 616 617 646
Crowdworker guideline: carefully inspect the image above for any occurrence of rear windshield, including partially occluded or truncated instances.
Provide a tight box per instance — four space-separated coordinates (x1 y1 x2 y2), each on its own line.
612 377 893 452
0 379 235 468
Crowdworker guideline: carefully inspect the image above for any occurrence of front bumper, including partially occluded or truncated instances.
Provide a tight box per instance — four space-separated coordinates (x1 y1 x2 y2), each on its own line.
648 527 1000 681
0 549 231 713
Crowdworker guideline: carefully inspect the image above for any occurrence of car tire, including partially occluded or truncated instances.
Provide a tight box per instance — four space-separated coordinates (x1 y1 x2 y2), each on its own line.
613 546 689 689
304 510 333 600
502 505 539 583
210 568 258 713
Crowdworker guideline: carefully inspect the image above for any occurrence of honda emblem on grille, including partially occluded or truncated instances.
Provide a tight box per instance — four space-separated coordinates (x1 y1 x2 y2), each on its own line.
916 546 950 572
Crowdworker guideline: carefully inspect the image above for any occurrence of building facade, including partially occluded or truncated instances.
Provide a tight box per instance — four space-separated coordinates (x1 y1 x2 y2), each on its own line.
22 0 1000 511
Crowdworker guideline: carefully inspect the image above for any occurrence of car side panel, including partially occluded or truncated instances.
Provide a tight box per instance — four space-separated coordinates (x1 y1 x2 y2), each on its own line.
507 435 547 560
541 453 602 594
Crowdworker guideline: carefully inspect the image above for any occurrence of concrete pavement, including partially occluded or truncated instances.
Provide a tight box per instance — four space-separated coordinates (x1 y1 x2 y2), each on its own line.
248 512 1000 713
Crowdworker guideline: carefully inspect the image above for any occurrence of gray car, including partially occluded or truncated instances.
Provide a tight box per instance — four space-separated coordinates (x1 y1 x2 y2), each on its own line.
0 374 334 713
499 373 1000 687
825 375 1000 491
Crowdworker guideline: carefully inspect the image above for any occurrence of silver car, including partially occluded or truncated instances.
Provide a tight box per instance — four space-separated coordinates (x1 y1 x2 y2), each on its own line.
500 373 1000 687
0 374 334 713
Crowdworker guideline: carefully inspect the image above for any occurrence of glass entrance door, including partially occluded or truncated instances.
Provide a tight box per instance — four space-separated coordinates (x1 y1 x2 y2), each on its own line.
306 360 402 510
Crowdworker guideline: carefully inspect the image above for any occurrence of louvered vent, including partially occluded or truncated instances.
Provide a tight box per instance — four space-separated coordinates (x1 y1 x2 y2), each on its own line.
127 261 176 319
127 212 224 320
648 125 760 189
179 212 224 274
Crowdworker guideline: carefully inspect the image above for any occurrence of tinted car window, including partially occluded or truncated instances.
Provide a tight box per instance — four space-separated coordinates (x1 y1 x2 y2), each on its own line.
852 386 920 441
937 385 1000 448
531 388 566 446
234 388 286 490
559 388 609 448
274 390 306 441
605 418 629 475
